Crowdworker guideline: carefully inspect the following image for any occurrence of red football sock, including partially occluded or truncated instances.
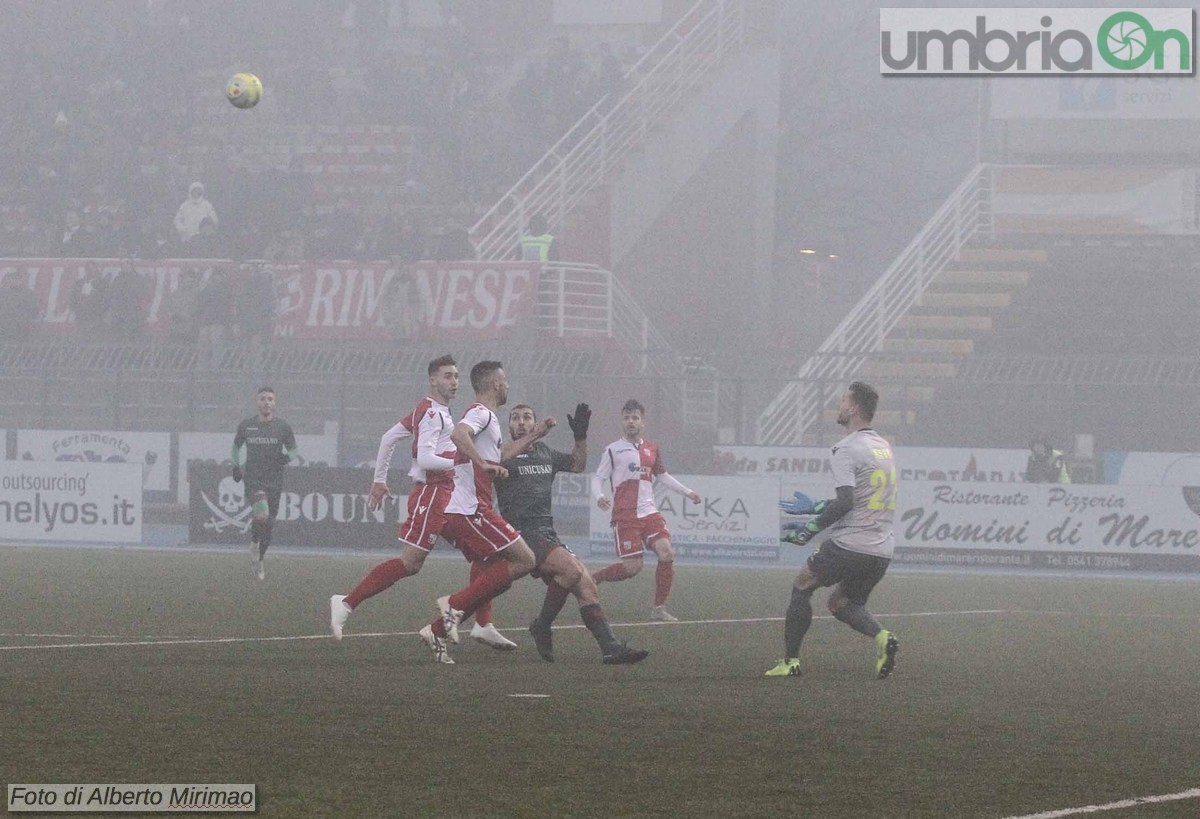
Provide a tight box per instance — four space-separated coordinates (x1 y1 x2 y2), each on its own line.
592 562 629 584
470 560 493 626
431 561 513 637
344 558 411 609
654 561 674 607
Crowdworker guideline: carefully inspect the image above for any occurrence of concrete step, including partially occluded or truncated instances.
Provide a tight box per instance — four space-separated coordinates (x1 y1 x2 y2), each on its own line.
930 269 1029 290
880 337 974 355
861 360 957 379
920 291 1012 309
875 383 938 402
957 248 1047 264
896 314 993 333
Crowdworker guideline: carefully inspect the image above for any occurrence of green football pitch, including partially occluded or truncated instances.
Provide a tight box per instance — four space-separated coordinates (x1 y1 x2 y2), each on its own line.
3 545 1199 818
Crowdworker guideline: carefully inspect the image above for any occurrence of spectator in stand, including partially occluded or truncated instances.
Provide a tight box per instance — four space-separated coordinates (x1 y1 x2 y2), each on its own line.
109 209 137 258
238 265 277 365
325 201 362 259
174 182 218 245
383 260 421 341
136 216 176 259
1026 438 1071 484
547 35 587 117
519 213 557 262
0 274 42 341
56 210 90 257
429 216 475 261
107 259 148 340
88 208 118 258
70 265 110 336
380 215 426 263
185 217 223 258
196 267 235 368
165 268 202 343
596 41 625 100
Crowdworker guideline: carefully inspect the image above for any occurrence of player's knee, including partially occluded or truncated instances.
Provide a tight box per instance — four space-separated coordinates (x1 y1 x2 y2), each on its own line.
576 573 599 604
624 556 644 577
554 561 582 590
653 539 674 561
400 547 427 574
509 541 537 576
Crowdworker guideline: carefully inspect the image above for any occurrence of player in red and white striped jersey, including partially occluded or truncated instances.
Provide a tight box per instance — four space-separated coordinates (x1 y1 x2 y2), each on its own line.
327 355 517 649
592 399 700 622
418 360 553 664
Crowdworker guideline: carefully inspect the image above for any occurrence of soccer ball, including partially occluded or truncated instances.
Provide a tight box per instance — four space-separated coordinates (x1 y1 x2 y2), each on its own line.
225 72 263 109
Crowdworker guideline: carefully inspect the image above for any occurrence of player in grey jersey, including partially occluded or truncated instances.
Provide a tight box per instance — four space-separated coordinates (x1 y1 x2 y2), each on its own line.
495 402 648 664
766 381 900 679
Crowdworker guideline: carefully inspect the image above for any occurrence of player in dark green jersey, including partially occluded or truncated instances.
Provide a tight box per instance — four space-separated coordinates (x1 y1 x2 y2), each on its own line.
495 402 648 665
232 386 298 581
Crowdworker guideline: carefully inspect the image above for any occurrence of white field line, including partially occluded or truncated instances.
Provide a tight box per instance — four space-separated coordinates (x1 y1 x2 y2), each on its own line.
1001 787 1200 819
0 609 1010 652
18 609 1192 645
0 633 187 639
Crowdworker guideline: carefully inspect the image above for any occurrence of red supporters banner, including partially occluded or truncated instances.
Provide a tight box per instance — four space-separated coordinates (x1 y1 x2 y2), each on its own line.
0 259 541 340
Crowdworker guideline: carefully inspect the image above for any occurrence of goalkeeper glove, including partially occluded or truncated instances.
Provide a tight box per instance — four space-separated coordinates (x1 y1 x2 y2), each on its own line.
779 492 827 516
782 519 820 546
567 402 591 441
276 451 291 466
231 465 243 483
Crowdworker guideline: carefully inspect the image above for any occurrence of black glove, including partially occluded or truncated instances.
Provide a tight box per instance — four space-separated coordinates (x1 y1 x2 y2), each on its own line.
232 465 243 483
567 402 591 441
276 451 291 466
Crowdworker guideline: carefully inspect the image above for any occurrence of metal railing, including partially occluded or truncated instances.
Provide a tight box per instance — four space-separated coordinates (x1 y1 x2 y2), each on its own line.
469 0 745 261
756 164 993 444
0 261 705 429
537 263 687 412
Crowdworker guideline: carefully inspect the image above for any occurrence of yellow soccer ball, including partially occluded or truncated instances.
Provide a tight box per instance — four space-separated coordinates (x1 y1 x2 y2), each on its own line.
226 72 263 109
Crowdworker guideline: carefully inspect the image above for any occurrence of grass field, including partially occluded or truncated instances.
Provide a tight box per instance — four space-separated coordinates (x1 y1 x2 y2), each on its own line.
2 545 1199 818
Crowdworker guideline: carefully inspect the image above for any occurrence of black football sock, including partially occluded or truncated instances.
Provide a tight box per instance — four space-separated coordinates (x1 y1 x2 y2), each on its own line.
536 579 571 626
580 603 619 653
834 603 882 638
784 586 814 658
258 523 272 559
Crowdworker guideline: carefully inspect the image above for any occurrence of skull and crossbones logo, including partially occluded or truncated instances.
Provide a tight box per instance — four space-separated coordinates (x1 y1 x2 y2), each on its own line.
202 476 254 533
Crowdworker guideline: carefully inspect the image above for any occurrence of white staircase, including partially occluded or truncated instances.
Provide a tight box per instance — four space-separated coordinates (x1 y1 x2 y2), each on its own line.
469 0 746 262
470 0 750 433
756 165 994 444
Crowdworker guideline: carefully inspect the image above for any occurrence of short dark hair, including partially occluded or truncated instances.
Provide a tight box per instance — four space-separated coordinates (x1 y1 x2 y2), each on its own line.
621 399 645 416
509 404 535 420
427 354 456 376
529 214 547 234
257 386 275 396
470 360 503 392
848 381 878 422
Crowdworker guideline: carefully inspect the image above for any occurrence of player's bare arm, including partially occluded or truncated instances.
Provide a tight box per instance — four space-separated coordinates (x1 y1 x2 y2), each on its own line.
500 417 556 460
452 421 508 479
